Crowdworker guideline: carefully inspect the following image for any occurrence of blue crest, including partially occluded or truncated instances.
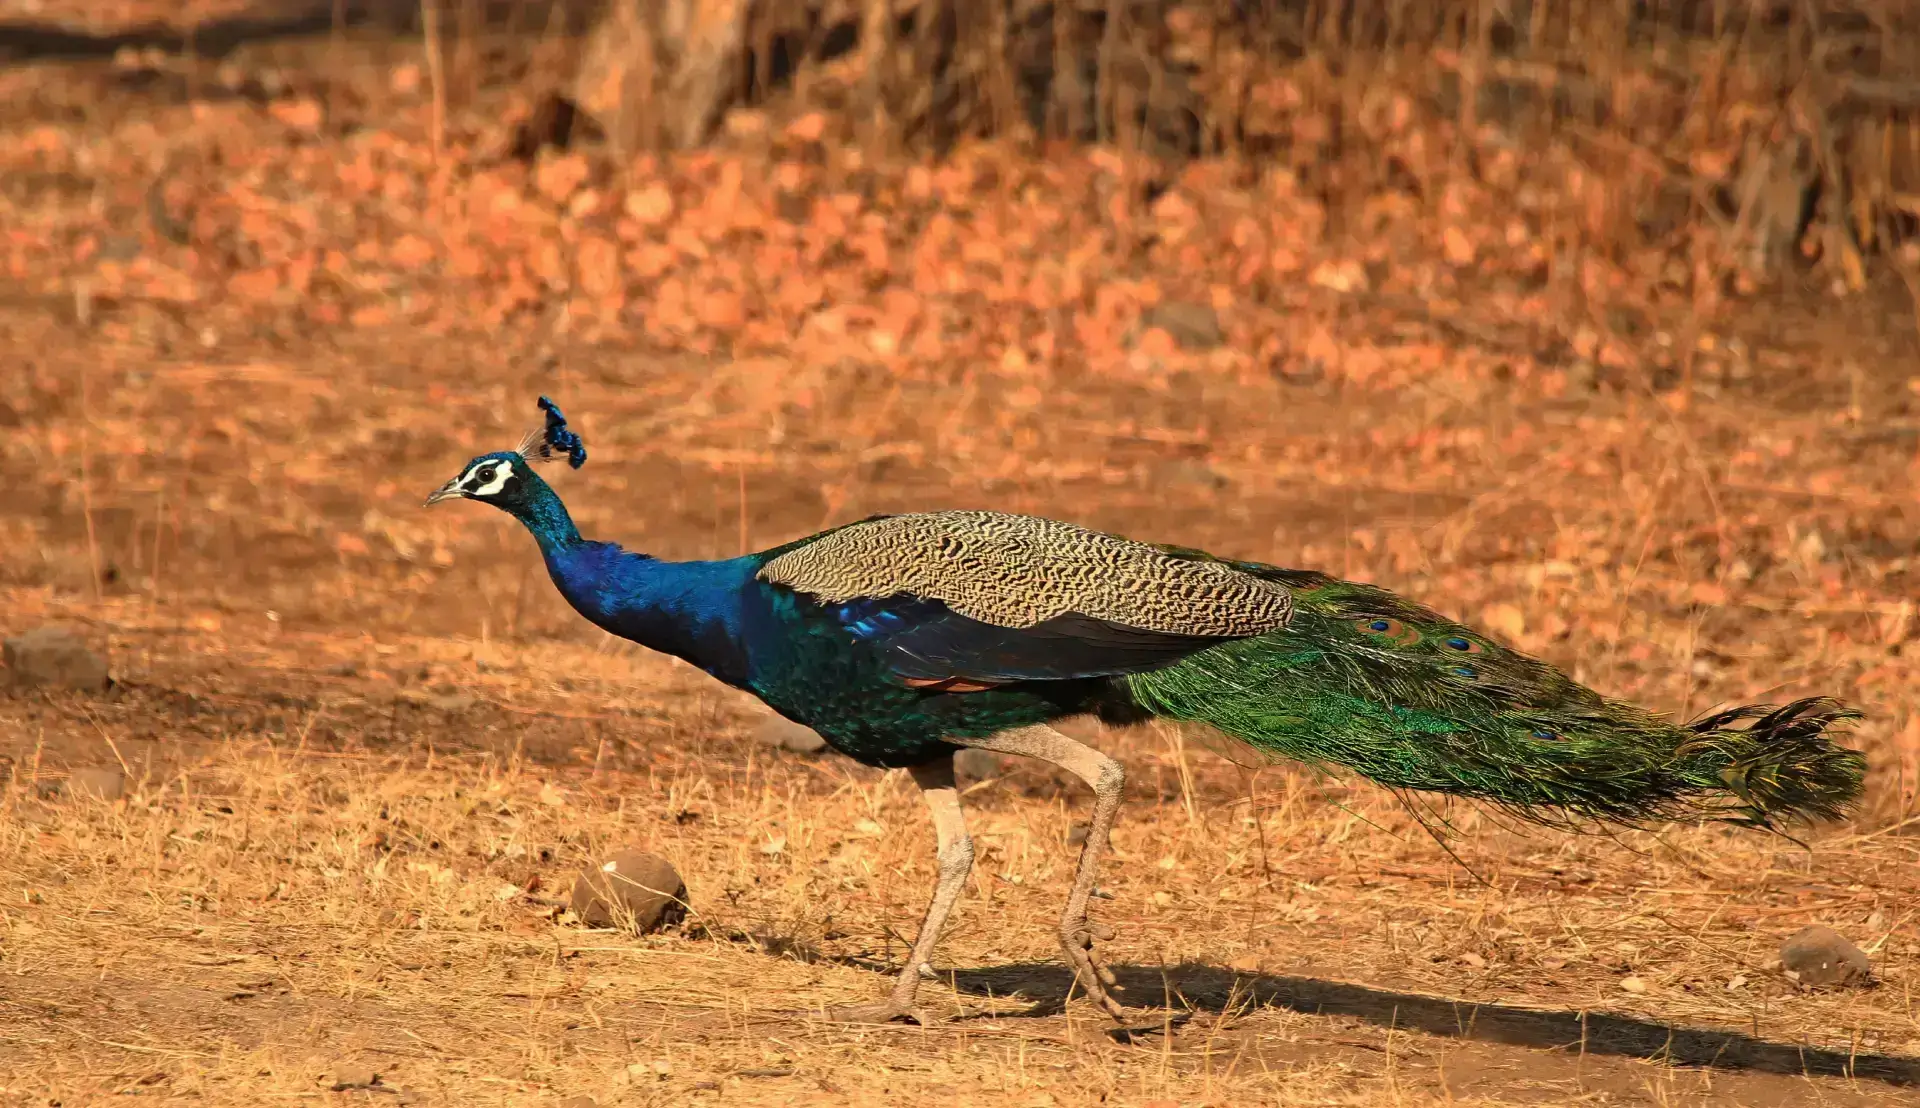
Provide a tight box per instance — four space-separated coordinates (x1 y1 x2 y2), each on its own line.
519 395 588 469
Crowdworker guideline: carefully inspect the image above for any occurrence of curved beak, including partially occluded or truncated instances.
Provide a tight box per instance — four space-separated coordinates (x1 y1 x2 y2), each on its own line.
424 478 465 507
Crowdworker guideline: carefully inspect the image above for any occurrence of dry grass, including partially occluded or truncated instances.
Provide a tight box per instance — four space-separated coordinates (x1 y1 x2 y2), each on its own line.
2 310 1917 1105
3 622 1918 1107
0 4 1918 1105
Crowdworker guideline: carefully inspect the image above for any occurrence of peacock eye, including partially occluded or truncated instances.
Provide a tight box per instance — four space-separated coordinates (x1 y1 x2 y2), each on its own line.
1453 665 1478 679
1531 729 1562 742
1443 636 1483 654
1355 617 1420 645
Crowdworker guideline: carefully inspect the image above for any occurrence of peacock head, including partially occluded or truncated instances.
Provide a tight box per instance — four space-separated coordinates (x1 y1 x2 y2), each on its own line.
424 396 587 516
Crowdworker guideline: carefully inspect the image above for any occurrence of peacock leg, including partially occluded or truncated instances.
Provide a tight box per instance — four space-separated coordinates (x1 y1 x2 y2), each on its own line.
824 754 975 1025
952 724 1130 1021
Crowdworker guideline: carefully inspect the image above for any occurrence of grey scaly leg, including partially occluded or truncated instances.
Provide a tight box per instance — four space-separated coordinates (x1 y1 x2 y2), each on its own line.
951 724 1130 1021
826 754 975 1024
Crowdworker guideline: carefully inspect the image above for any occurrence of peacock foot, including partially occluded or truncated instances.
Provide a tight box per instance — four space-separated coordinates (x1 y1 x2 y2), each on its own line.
821 998 936 1026
1060 916 1128 1020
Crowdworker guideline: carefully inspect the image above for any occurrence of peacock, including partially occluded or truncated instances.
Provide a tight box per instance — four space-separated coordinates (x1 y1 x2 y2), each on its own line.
427 397 1866 1025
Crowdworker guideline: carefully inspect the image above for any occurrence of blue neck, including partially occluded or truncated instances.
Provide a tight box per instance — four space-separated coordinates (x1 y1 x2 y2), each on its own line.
509 474 583 555
507 480 757 686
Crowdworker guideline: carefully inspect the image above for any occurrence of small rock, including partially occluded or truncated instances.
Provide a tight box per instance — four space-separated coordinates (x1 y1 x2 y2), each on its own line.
1620 976 1648 994
1143 300 1224 350
953 748 1001 781
1066 823 1090 847
784 731 827 754
97 235 143 262
4 626 109 691
751 714 827 754
1459 952 1487 969
1308 258 1369 294
1780 925 1871 987
67 766 126 802
330 1063 380 1090
557 1097 599 1108
569 850 687 932
1156 458 1227 489
398 688 476 712
614 1060 671 1085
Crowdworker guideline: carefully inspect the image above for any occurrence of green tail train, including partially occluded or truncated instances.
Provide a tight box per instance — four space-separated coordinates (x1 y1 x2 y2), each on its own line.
1127 565 1867 831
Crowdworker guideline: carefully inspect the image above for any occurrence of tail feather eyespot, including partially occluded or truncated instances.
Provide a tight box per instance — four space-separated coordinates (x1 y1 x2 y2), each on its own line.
1354 617 1422 646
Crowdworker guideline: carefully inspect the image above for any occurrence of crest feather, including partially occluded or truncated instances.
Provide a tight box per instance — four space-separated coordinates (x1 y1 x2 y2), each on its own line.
517 395 588 469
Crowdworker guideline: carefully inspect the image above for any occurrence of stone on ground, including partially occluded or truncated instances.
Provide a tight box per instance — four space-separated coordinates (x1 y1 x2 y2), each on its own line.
1780 925 1870 987
953 747 1002 782
1143 300 1224 349
329 1063 380 1090
751 714 827 754
4 626 109 691
570 850 687 932
67 765 126 802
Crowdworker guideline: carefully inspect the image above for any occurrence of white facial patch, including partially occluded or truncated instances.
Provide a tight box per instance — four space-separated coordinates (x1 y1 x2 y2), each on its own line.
461 459 515 498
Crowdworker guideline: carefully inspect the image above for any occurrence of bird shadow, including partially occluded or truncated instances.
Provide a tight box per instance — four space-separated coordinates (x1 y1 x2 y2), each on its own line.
944 961 1920 1088
713 929 1916 1088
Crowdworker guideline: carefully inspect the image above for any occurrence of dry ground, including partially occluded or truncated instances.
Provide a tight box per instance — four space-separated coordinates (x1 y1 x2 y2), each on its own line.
4 313 1918 1107
4 11 1920 1108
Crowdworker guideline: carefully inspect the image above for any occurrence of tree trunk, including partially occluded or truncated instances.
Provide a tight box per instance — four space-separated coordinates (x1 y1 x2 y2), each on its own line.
574 0 750 154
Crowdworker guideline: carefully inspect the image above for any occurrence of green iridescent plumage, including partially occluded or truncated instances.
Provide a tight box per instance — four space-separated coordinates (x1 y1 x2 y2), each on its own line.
1127 566 1865 831
752 518 1863 830
443 404 1869 1029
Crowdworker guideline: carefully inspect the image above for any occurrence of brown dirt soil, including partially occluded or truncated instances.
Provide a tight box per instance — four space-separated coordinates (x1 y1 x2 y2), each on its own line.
4 12 1920 1108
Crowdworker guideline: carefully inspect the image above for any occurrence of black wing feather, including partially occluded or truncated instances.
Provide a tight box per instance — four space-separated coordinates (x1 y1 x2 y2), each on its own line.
884 610 1236 683
805 592 1235 685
